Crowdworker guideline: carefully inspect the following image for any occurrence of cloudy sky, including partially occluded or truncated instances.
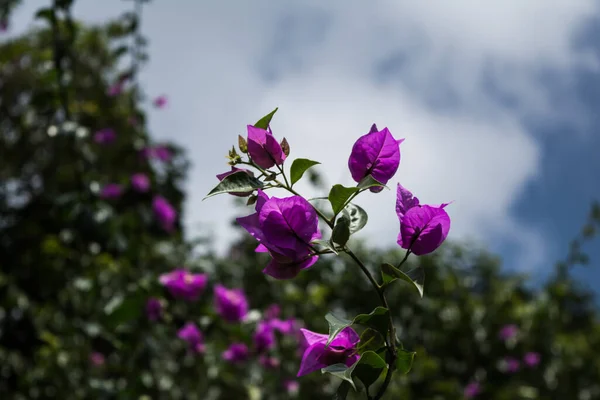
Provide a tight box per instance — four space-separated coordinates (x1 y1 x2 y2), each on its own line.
7 1 600 287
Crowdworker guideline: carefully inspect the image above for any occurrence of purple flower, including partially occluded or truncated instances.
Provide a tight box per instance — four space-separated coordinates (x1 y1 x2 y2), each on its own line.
99 183 123 199
264 304 281 319
348 124 404 192
214 285 249 323
107 83 123 97
464 382 481 398
153 196 177 232
178 322 205 353
259 355 281 369
90 352 105 366
396 184 451 255
93 128 117 144
246 125 286 169
154 145 172 162
254 321 276 353
145 297 163 321
131 173 150 193
0 20 8 32
283 380 300 395
499 324 519 340
159 269 208 301
503 357 520 373
297 327 360 377
216 167 256 197
237 190 322 279
269 318 298 335
222 343 249 363
524 352 541 367
153 95 168 108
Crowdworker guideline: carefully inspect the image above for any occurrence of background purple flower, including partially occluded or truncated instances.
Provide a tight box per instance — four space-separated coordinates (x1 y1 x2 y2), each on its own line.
253 321 276 353
131 173 150 193
154 145 172 162
99 183 123 199
145 297 163 321
107 83 123 97
153 95 167 108
246 125 286 169
503 356 521 373
283 380 300 395
237 190 321 279
464 382 481 398
153 196 177 232
159 269 207 301
264 304 281 320
396 184 450 255
178 322 205 353
297 327 360 377
1 20 8 32
90 352 105 366
222 343 249 363
93 128 116 144
524 352 541 367
259 355 280 369
214 285 249 322
499 324 519 340
348 124 404 192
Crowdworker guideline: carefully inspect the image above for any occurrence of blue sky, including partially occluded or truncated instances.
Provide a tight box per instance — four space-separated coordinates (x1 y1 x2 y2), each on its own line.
6 1 600 290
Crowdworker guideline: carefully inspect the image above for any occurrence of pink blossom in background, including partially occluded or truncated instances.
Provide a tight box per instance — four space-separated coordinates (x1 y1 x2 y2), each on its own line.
177 322 205 353
524 352 541 367
90 352 105 366
99 183 123 199
0 20 8 32
503 356 521 373
130 173 150 193
283 380 300 395
145 297 163 321
214 285 249 323
464 382 481 398
153 145 172 162
93 128 117 144
107 83 123 97
253 321 276 353
259 355 280 369
222 343 249 364
264 304 281 320
152 196 177 232
499 324 519 340
153 95 167 108
159 269 207 301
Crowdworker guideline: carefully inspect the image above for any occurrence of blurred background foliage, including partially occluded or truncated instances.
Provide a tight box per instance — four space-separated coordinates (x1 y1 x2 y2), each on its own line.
1 1 600 399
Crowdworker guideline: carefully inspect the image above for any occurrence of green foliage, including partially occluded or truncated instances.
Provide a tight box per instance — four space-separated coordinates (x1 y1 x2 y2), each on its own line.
290 158 320 186
329 185 359 215
381 263 425 297
203 170 264 199
253 107 278 130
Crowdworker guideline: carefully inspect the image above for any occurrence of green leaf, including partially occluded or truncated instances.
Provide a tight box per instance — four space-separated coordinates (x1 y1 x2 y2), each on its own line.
342 203 368 234
112 45 129 59
104 292 145 329
331 215 351 246
357 174 388 191
322 362 358 390
357 328 386 353
396 349 416 374
35 7 54 22
310 239 339 255
203 171 264 199
353 351 387 390
326 307 389 346
325 313 353 347
329 185 359 215
353 307 390 339
333 381 352 400
290 158 320 186
381 263 424 297
253 107 278 130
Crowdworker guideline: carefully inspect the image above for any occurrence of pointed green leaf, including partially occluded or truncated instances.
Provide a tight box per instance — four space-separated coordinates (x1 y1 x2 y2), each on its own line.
342 203 368 234
353 351 387 390
357 175 388 191
310 239 339 255
104 291 145 329
290 158 320 186
396 349 416 374
322 362 358 390
357 328 385 353
203 171 264 199
353 307 390 338
381 263 424 297
333 381 352 400
253 107 278 130
331 215 351 246
325 313 353 347
329 185 359 215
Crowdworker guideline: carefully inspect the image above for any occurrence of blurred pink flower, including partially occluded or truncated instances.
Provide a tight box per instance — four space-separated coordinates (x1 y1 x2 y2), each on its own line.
503 356 520 373
464 382 480 398
90 352 105 366
107 83 123 97
524 352 541 367
498 324 518 340
153 95 167 108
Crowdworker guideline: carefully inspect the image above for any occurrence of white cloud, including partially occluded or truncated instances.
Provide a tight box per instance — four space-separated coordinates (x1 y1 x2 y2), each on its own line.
10 0 600 269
